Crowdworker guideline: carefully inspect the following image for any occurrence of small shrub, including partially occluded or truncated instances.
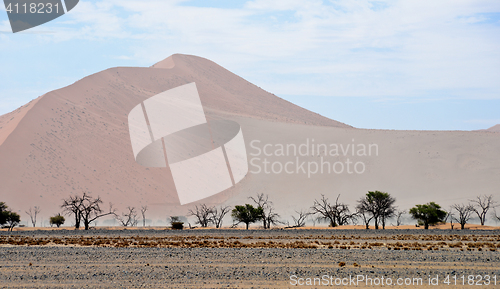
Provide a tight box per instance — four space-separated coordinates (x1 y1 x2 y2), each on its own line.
169 216 184 230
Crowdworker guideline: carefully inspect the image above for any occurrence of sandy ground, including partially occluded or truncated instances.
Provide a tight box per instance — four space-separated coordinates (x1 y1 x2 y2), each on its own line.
0 229 499 288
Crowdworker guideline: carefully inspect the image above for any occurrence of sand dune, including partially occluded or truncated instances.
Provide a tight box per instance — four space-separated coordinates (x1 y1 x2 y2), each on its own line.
0 54 498 227
0 97 41 147
486 124 500 132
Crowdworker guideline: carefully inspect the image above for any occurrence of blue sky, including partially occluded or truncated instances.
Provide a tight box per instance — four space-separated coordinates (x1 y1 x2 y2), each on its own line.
1 0 499 130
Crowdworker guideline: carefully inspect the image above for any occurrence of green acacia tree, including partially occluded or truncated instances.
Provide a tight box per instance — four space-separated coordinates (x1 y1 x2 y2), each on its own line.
0 202 8 225
409 202 447 229
356 191 396 229
1 202 21 231
5 211 21 231
231 204 264 230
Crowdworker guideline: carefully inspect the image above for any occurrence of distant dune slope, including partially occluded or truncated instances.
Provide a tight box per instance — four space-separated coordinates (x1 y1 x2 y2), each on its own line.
0 54 499 226
0 54 348 222
486 124 500 132
0 97 41 147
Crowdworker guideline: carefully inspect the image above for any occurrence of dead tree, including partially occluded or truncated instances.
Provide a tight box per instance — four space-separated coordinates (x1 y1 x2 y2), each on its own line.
116 207 138 227
26 206 41 227
451 203 474 230
188 204 213 228
263 206 282 229
141 206 148 227
62 192 115 230
249 193 275 229
494 210 500 222
312 194 355 227
445 211 456 230
61 194 84 229
470 195 497 226
81 196 115 230
291 210 310 227
395 210 405 226
356 205 373 229
210 206 231 228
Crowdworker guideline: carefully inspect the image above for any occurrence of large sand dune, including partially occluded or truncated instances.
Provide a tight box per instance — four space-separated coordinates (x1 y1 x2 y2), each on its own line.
0 54 499 226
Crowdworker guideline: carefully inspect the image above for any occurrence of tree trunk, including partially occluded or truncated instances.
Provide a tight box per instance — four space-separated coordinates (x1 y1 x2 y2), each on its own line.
461 222 465 230
374 218 379 230
246 222 249 230
424 222 429 230
74 213 80 230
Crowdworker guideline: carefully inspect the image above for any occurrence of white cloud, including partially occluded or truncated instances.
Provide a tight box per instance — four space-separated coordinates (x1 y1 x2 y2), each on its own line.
2 0 500 100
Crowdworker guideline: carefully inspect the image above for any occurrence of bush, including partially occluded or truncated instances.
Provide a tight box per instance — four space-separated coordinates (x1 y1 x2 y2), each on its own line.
169 216 184 230
50 214 65 228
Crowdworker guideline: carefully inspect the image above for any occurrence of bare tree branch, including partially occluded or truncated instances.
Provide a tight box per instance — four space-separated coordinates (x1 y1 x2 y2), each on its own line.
116 206 138 227
249 193 272 229
312 194 355 227
291 210 311 227
141 206 148 227
25 206 41 227
451 203 474 230
62 192 115 230
395 210 405 226
210 206 231 228
188 204 213 228
470 195 497 226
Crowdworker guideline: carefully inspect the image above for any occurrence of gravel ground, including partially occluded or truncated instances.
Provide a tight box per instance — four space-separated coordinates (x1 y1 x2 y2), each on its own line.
0 229 499 288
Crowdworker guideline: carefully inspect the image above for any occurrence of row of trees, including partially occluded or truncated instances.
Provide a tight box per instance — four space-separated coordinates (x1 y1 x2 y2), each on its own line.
188 204 231 228
2 192 497 231
0 202 66 230
226 192 397 230
55 192 500 230
225 192 499 230
222 191 401 230
60 192 151 230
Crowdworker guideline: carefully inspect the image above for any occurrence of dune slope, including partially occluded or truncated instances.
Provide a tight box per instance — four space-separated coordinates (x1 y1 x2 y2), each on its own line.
0 54 498 226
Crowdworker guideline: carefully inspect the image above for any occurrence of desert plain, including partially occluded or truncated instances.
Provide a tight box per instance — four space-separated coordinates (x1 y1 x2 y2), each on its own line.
1 226 500 288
